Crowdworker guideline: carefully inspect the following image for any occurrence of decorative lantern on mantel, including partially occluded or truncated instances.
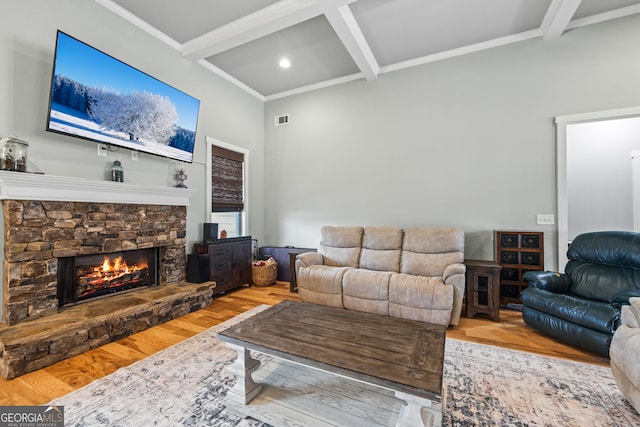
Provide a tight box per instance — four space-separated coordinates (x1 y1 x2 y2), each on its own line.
175 168 188 188
0 135 29 172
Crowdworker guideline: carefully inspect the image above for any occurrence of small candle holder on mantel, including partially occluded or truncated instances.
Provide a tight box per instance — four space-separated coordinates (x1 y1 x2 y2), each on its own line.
175 168 188 188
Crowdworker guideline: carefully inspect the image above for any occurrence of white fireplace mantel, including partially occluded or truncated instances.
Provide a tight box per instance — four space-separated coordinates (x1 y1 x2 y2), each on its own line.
0 171 197 206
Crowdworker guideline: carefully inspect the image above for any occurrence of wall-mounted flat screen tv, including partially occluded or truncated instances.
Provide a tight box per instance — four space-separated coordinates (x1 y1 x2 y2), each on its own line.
46 31 200 163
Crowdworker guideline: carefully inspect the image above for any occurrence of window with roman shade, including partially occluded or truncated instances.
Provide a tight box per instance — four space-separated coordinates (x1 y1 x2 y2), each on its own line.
211 146 244 212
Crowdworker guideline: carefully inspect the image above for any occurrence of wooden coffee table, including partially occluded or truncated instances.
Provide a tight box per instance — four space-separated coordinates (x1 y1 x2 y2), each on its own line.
218 300 446 427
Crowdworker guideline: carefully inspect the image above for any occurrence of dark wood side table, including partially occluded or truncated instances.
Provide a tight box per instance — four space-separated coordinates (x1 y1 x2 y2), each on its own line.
464 259 501 322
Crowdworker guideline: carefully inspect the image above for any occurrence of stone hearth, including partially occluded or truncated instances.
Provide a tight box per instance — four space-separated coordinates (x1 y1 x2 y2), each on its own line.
0 172 215 379
0 281 215 379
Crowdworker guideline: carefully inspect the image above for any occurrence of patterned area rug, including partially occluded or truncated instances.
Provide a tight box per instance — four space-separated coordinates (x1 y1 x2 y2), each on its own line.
49 305 639 426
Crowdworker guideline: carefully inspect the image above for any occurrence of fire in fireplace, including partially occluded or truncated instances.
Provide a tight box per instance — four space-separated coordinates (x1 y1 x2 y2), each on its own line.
58 248 158 307
77 255 149 298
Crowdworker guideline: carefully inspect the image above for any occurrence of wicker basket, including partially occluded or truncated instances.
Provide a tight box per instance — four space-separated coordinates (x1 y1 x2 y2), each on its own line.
252 262 277 287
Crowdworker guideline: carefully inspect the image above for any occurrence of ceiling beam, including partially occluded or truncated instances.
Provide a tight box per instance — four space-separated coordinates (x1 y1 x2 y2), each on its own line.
323 4 379 81
182 0 322 61
541 0 583 40
95 0 182 50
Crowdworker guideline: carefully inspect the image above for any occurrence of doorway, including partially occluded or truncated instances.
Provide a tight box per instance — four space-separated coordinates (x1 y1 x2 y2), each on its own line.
556 106 640 269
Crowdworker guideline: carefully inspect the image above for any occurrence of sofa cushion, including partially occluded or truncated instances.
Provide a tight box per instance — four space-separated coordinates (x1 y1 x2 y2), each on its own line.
610 297 640 413
610 324 640 413
568 231 640 270
320 226 363 268
343 269 392 315
388 273 454 326
359 226 403 272
297 265 350 308
611 324 640 384
400 227 464 277
520 286 619 334
565 261 640 303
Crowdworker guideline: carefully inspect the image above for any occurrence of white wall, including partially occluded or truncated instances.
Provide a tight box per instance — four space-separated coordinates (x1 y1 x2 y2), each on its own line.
567 117 640 239
0 1 265 253
264 14 640 271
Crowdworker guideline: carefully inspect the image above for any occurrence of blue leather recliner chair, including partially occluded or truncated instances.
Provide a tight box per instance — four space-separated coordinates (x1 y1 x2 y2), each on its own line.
520 231 640 357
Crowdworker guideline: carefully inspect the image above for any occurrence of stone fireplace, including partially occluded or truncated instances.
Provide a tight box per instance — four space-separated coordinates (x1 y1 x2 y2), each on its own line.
2 199 188 325
0 172 216 379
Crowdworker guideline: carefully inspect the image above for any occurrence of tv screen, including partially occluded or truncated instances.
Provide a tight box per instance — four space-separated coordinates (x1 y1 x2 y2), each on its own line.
46 31 200 163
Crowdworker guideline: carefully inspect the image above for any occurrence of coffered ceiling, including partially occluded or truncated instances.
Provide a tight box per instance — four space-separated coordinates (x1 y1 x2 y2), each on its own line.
97 0 640 101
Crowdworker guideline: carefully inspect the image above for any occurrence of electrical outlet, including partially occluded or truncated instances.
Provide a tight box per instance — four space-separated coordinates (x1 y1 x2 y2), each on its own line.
536 214 555 225
97 144 108 157
131 151 139 161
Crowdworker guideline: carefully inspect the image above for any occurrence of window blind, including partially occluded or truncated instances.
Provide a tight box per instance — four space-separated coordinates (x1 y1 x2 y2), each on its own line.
211 146 244 212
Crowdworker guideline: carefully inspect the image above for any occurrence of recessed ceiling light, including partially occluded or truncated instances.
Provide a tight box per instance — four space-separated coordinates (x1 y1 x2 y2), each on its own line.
279 58 291 69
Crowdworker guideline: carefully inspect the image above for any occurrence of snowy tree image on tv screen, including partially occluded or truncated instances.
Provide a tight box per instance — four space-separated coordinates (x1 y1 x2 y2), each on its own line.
47 32 200 163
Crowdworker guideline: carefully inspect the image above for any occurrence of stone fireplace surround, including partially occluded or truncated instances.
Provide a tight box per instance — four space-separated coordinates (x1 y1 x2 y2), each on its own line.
0 172 216 379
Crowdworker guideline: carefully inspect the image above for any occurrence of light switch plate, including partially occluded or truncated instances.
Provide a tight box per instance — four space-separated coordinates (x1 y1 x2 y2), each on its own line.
536 214 555 225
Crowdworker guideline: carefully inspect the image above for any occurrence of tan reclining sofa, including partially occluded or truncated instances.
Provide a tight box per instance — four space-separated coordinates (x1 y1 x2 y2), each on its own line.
295 226 466 326
610 297 640 414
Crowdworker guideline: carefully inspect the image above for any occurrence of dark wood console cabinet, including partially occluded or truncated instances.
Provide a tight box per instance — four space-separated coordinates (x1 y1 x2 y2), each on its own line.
193 236 252 294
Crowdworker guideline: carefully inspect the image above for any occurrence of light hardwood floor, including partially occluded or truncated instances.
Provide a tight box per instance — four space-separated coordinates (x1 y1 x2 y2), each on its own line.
0 282 609 406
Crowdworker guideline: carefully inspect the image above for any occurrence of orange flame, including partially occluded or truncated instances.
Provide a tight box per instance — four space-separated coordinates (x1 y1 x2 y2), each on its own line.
93 256 147 276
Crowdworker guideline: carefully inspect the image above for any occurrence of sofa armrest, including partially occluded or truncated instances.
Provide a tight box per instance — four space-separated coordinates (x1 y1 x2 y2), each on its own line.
443 263 466 283
611 290 640 309
295 252 324 283
295 252 324 269
621 297 640 328
443 263 466 326
522 271 571 294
